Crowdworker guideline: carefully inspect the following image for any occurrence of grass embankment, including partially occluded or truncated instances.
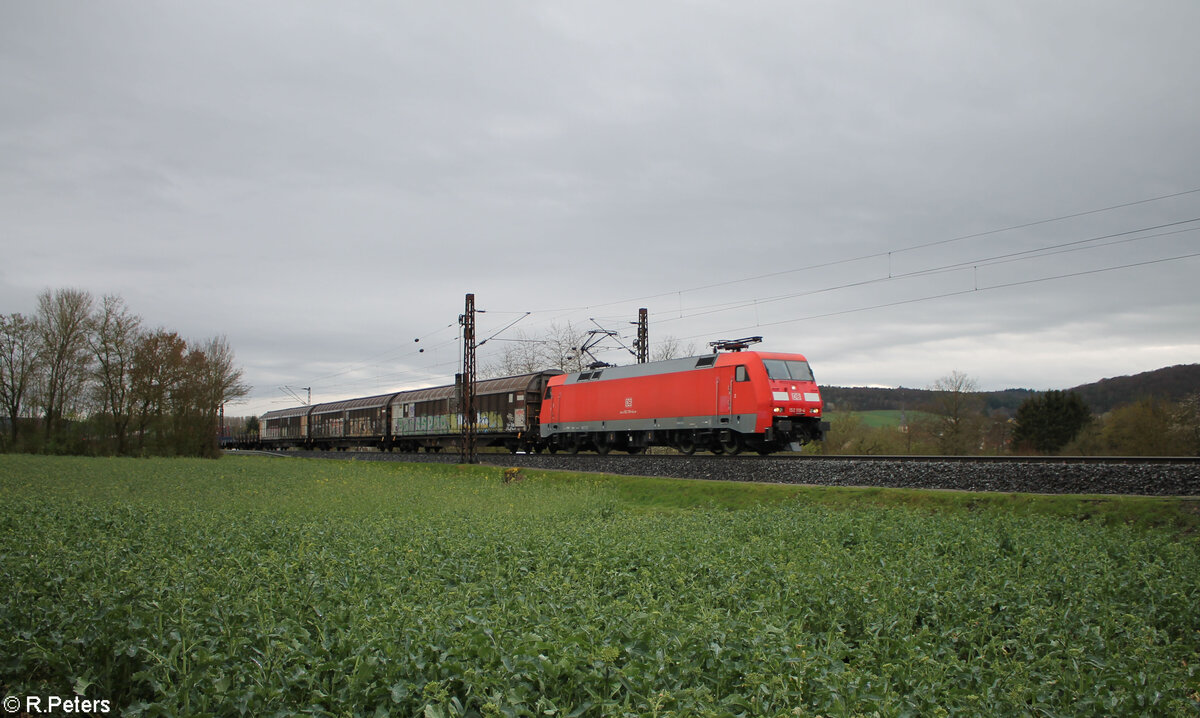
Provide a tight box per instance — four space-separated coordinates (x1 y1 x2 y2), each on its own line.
607 470 1200 532
2 454 1198 717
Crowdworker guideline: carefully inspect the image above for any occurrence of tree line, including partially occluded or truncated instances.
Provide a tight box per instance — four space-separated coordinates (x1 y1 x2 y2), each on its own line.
825 370 1200 457
0 289 249 457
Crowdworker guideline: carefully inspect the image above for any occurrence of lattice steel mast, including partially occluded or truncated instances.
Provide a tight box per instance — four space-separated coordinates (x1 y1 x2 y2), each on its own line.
636 307 649 363
459 293 477 464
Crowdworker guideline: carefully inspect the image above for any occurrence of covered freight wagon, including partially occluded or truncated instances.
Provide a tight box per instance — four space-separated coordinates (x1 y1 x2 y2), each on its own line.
389 370 561 453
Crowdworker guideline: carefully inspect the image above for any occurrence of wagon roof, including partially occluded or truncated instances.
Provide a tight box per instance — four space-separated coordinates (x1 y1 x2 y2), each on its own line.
310 392 398 415
391 384 456 403
389 370 562 404
264 371 563 418
261 405 313 420
476 371 560 395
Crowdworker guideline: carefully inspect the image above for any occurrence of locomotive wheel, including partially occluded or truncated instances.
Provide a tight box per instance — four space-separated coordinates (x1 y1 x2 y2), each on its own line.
593 433 611 455
719 433 744 455
676 435 696 455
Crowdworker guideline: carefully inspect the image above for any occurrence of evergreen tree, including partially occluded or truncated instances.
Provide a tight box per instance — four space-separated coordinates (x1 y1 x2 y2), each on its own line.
1012 390 1091 454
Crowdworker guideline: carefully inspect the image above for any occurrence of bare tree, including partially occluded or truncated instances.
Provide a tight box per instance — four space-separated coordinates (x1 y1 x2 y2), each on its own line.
88 295 143 454
189 336 250 456
35 288 94 442
130 333 250 456
0 313 39 446
481 322 591 376
541 322 590 372
131 329 189 453
482 330 547 378
925 370 986 455
196 335 250 410
651 335 697 361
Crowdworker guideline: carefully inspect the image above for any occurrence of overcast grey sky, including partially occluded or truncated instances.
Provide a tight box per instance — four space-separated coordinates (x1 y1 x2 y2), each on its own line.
3 1 1198 415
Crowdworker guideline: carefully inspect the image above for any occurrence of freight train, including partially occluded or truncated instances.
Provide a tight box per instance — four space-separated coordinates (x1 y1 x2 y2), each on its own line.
257 349 827 455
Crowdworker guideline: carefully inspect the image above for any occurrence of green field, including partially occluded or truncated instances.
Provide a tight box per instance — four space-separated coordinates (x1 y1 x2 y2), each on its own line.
2 455 1198 716
827 410 939 430
845 411 918 429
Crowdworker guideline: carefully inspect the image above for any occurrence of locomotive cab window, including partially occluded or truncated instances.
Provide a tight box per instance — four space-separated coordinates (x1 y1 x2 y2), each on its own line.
735 365 749 382
763 359 815 382
544 386 553 400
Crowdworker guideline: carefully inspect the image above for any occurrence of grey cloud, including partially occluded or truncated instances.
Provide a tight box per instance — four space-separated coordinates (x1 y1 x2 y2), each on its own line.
2 1 1197 413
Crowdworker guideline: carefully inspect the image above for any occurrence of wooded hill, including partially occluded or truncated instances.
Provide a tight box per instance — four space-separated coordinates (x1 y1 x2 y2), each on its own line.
822 364 1200 415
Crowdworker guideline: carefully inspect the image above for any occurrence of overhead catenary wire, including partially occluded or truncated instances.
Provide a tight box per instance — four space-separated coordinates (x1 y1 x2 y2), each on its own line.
259 187 1200 403
686 250 1200 341
477 312 530 347
300 322 458 386
271 249 1194 404
308 241 1198 400
645 218 1200 325
523 186 1200 314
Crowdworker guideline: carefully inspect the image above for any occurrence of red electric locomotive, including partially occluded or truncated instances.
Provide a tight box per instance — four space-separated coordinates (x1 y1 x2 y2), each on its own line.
538 348 828 454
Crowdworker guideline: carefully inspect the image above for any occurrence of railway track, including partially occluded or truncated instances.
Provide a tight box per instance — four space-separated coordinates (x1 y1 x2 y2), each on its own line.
239 449 1200 497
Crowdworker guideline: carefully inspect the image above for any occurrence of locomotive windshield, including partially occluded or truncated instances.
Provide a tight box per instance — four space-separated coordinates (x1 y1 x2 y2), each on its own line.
763 359 815 382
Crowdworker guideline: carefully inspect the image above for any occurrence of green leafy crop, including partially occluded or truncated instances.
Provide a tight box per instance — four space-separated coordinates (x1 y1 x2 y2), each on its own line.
2 455 1198 716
